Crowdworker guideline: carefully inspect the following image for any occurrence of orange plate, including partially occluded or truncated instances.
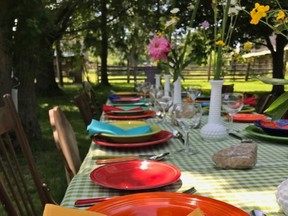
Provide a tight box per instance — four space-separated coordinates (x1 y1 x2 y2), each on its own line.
90 161 181 190
105 110 155 120
226 113 267 123
92 130 173 148
88 192 248 216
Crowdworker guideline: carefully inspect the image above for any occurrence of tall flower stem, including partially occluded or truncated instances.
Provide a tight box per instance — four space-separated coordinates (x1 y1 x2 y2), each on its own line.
213 0 231 80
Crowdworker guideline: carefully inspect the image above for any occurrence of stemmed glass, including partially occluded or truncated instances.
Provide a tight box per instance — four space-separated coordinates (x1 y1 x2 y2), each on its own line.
141 82 151 101
173 102 202 155
187 85 202 103
135 82 144 94
222 93 244 133
157 94 173 122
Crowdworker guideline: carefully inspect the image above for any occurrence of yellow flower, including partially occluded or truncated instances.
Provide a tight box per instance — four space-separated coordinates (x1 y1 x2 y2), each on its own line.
157 32 163 37
250 3 270 25
277 10 285 20
215 40 225 46
243 42 253 51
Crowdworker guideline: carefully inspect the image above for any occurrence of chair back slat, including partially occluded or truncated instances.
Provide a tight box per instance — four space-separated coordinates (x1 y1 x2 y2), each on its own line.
49 106 82 184
0 94 55 216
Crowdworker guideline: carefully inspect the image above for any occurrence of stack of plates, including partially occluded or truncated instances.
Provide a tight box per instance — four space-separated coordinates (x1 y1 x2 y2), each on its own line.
92 121 173 148
245 119 288 142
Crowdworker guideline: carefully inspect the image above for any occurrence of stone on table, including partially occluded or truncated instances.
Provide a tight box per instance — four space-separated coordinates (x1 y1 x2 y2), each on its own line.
212 143 257 169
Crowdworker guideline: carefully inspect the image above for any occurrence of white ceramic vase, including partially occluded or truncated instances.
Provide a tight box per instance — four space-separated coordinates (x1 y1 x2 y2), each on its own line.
200 80 227 140
173 76 182 105
164 74 171 97
155 74 161 89
276 179 288 215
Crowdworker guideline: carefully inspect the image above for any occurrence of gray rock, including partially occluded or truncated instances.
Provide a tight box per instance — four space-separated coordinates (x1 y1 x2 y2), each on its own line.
212 143 257 169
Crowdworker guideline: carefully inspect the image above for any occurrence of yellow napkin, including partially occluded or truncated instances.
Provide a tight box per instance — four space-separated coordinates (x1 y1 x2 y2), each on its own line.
186 208 205 216
43 204 107 216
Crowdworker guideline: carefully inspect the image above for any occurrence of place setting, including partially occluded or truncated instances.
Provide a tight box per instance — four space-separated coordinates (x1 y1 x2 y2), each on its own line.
102 104 156 120
87 119 173 148
245 118 288 142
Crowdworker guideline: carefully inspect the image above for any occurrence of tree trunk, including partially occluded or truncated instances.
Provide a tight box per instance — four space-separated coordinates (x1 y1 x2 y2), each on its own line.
266 34 287 96
35 39 63 97
55 41 64 87
0 1 13 102
14 45 42 141
100 0 110 86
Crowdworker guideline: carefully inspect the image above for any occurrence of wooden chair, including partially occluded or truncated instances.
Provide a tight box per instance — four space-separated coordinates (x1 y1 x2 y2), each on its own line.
222 84 234 93
74 82 102 126
48 106 82 184
0 94 55 216
255 93 276 114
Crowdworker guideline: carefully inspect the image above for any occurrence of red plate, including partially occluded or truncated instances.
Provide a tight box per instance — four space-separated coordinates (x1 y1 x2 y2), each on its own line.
88 192 249 216
90 160 181 190
92 130 173 148
105 110 155 120
226 113 267 123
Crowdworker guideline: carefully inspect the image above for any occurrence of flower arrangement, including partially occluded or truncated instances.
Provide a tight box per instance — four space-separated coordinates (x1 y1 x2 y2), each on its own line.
147 1 200 81
247 1 288 119
209 0 242 80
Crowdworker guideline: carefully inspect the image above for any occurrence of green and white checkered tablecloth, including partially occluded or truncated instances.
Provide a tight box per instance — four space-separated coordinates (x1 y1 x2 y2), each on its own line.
61 114 288 216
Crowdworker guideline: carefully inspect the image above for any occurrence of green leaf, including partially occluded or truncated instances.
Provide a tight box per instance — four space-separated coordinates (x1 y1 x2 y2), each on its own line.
264 92 288 119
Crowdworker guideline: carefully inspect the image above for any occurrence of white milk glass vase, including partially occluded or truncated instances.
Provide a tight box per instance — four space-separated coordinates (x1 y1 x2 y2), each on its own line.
200 80 227 140
155 74 161 89
173 76 182 105
164 74 171 97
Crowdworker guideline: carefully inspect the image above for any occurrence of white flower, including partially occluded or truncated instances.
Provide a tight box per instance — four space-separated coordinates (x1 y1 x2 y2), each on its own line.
188 4 195 10
165 17 179 28
228 7 239 15
170 8 180 14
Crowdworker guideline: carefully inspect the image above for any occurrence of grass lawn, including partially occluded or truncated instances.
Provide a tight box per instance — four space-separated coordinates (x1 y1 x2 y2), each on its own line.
30 79 287 210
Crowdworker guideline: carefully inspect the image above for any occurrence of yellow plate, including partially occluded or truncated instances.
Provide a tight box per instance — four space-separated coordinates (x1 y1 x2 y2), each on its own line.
99 121 161 143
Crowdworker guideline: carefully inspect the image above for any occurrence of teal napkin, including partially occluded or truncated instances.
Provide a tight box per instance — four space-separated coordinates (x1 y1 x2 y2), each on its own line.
87 119 151 136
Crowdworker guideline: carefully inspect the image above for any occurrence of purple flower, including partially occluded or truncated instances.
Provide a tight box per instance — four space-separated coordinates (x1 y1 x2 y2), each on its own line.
201 20 210 29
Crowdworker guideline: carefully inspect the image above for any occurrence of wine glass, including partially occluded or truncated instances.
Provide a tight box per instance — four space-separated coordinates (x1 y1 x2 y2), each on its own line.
187 85 202 102
222 93 244 133
156 94 173 122
141 82 151 101
135 82 144 93
173 102 202 155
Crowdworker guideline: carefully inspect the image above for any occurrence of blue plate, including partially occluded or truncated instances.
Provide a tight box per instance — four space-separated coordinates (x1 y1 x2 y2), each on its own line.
254 119 288 137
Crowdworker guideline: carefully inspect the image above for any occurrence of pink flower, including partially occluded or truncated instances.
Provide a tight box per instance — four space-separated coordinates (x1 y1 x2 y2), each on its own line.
147 35 171 61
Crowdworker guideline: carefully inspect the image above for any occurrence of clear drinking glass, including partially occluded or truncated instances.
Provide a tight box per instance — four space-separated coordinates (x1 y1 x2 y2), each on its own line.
187 85 202 102
141 82 151 101
157 95 173 122
222 93 244 133
173 102 202 155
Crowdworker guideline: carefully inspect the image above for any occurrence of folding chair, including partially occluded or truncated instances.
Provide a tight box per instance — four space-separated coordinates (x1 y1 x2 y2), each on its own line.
48 106 82 184
0 94 55 216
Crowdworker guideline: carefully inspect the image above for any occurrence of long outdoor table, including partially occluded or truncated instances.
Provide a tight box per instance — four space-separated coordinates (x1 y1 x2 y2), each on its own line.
60 114 288 216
